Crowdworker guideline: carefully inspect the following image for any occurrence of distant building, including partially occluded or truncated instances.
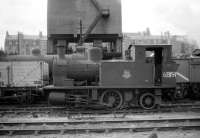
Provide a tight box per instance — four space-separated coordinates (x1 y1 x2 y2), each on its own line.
4 31 47 55
170 35 198 58
123 29 198 58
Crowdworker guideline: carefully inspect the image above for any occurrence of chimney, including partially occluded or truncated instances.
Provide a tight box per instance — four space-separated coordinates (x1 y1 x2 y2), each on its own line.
18 32 23 39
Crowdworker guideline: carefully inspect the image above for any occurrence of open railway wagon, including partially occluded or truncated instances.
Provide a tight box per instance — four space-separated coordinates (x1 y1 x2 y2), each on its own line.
174 57 200 99
0 61 49 104
44 42 178 110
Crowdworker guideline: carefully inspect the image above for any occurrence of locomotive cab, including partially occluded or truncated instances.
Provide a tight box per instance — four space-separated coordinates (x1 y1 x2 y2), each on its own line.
134 44 177 87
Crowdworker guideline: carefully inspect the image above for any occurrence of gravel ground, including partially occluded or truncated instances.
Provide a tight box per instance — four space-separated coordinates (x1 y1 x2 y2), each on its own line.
1 130 200 138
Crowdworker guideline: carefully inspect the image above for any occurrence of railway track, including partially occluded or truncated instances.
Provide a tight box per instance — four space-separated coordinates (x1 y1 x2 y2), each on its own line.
0 116 200 135
1 103 200 118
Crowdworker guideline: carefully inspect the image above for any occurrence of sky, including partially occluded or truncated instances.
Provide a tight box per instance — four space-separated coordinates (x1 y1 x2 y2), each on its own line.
0 0 200 49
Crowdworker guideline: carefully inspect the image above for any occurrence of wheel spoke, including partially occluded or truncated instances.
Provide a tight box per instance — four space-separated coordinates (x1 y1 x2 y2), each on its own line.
139 93 156 110
100 90 123 109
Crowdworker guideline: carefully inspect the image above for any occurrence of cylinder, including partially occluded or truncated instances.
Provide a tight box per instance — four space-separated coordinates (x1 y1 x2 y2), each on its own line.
48 92 66 105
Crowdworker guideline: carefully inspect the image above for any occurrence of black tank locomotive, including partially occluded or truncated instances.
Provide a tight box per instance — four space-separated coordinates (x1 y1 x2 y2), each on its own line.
45 42 178 109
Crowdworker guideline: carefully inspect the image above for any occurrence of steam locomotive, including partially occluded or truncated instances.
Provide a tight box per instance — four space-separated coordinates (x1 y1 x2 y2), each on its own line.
0 42 178 110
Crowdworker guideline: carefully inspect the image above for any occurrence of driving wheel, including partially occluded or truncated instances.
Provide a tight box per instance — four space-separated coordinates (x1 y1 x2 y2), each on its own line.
100 90 123 109
139 92 156 109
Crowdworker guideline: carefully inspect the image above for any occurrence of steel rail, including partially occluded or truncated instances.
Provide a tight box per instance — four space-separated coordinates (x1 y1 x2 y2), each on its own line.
1 103 200 111
0 117 200 135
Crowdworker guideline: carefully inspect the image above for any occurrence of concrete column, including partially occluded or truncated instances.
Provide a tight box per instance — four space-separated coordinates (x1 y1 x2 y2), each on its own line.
57 40 67 59
115 38 122 53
